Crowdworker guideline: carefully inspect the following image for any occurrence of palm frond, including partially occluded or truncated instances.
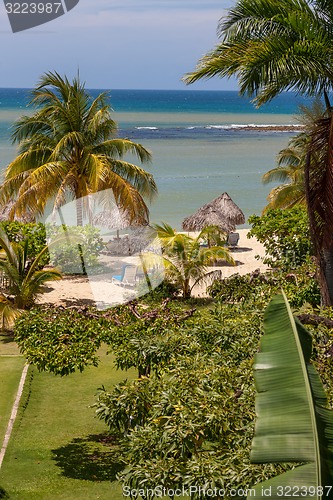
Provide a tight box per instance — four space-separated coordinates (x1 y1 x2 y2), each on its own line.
0 295 22 331
183 0 333 104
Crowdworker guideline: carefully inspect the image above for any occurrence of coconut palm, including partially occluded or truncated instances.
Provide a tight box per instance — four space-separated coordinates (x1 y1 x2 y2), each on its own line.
263 101 326 211
0 229 62 330
183 0 333 105
0 71 157 226
184 0 333 305
153 223 234 298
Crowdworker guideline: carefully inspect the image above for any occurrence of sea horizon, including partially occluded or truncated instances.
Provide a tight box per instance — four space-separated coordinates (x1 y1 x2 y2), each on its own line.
0 88 309 229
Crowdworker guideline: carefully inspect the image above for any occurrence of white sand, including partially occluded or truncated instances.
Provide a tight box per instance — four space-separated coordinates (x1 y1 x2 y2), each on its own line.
191 229 268 297
38 229 268 307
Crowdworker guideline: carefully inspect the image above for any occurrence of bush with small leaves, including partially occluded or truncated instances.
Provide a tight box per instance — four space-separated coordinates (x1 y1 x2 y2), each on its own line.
0 221 48 267
46 224 104 274
14 307 104 375
94 378 153 434
248 207 312 270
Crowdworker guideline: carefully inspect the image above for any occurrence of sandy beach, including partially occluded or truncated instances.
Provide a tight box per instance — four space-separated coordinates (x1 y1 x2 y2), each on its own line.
37 229 268 307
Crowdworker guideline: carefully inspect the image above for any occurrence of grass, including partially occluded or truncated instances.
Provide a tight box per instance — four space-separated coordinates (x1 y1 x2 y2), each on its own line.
0 345 136 499
0 334 25 451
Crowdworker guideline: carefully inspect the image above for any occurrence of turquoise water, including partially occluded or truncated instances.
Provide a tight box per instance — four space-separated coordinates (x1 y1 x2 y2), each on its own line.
0 88 311 229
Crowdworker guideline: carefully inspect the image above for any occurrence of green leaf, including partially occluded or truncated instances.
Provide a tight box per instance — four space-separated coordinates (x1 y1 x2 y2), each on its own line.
249 292 333 499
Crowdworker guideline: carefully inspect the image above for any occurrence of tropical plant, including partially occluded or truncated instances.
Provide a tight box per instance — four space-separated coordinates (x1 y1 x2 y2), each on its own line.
152 223 234 298
248 207 312 269
183 0 333 104
46 223 104 273
0 221 48 265
0 229 61 329
249 291 333 497
183 0 333 305
262 134 306 211
263 101 326 211
0 71 157 225
97 302 291 497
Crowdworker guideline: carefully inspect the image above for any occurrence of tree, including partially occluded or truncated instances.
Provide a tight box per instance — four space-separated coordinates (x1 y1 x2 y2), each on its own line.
0 71 157 226
153 223 234 298
0 228 61 330
262 101 325 212
248 207 312 269
262 134 306 212
184 0 333 305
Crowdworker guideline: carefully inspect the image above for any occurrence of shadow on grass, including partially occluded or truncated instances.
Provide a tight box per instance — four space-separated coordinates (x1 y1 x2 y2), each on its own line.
0 486 9 498
52 433 125 482
0 334 15 344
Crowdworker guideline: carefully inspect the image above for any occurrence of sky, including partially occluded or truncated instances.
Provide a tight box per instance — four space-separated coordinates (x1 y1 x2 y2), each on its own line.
0 0 238 90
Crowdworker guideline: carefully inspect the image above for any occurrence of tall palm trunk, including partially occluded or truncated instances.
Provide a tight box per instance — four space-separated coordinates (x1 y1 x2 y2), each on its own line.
76 197 83 227
320 247 333 306
74 197 87 274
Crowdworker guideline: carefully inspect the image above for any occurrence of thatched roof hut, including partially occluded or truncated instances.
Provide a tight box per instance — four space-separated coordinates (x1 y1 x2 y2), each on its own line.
182 192 245 232
93 208 147 230
182 205 235 232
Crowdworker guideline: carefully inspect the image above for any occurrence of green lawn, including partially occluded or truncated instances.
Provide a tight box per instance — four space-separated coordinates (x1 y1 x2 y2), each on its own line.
0 356 25 449
0 346 136 499
0 334 25 451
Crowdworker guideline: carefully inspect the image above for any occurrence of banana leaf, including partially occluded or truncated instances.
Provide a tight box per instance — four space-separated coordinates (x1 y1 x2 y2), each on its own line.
248 292 333 499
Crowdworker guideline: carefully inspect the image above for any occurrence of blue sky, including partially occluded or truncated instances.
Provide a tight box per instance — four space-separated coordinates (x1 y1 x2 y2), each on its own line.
0 0 237 90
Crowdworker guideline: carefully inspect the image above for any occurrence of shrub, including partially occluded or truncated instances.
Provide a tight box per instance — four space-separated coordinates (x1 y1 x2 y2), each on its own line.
93 289 333 497
0 221 48 266
208 262 320 309
14 307 103 375
248 207 312 270
46 224 104 274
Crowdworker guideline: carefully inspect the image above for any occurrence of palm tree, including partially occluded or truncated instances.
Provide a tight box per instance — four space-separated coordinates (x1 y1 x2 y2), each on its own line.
0 71 157 226
153 223 234 298
263 101 326 211
0 229 62 330
184 0 333 305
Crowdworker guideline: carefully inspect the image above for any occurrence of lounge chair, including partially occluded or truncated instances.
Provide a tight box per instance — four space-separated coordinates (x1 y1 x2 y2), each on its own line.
112 265 137 287
227 232 240 248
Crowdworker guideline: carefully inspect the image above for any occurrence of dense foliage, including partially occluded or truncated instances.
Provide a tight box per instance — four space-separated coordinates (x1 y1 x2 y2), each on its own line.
94 302 291 497
248 207 312 269
0 221 104 274
208 263 320 309
14 273 333 497
12 206 333 497
14 307 103 375
0 221 48 266
46 224 104 274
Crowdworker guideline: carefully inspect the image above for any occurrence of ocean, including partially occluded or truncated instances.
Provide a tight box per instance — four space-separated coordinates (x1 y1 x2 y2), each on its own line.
0 88 312 229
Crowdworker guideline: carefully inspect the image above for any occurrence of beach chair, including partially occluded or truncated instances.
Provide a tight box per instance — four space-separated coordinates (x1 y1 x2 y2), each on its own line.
227 232 240 248
112 265 137 287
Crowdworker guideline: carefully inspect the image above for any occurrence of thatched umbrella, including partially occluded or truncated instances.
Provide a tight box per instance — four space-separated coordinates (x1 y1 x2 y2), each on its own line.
182 192 245 232
211 192 245 225
93 208 147 238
